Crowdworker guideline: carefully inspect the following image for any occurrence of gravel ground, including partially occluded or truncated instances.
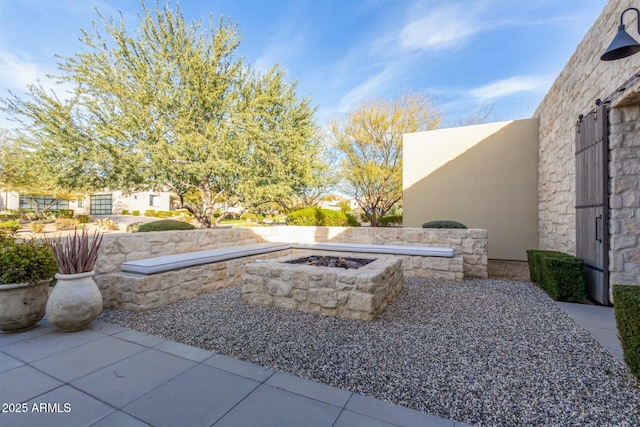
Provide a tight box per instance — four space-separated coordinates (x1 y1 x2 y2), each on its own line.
100 278 640 426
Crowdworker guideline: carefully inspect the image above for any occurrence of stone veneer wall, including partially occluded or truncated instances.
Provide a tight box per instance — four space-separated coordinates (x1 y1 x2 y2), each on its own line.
94 226 487 307
534 0 640 255
242 253 404 321
251 226 487 279
608 105 640 286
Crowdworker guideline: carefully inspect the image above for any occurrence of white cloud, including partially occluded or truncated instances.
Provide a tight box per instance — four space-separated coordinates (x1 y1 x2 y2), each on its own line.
469 75 554 102
336 64 398 114
398 4 485 52
0 50 44 91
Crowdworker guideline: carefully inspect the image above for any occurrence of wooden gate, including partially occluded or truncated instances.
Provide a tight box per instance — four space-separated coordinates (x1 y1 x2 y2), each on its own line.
575 103 609 305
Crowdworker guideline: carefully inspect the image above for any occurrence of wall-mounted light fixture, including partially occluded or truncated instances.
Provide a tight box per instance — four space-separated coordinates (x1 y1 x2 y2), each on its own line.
601 7 640 61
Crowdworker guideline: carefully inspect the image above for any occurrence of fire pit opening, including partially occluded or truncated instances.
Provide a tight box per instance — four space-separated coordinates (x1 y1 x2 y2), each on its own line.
285 255 375 269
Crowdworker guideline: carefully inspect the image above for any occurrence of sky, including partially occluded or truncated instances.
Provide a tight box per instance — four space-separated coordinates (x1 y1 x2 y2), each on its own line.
0 0 608 128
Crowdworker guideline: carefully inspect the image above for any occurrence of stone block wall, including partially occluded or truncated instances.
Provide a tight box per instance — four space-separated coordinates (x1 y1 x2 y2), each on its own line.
252 226 487 279
94 226 487 309
534 1 640 255
242 252 404 321
608 105 640 286
104 250 292 311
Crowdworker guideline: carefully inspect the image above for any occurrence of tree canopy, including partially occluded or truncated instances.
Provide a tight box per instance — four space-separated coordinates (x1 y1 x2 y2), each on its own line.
2 3 324 226
329 93 440 226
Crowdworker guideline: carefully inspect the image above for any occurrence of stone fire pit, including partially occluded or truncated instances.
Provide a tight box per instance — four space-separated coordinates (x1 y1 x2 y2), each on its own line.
241 252 403 320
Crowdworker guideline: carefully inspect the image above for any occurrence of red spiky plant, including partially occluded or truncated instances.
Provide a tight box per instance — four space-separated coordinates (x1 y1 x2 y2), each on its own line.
47 229 103 274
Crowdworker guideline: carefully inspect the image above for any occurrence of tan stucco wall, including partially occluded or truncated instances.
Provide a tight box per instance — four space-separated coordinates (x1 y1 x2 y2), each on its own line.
534 0 640 254
403 119 539 261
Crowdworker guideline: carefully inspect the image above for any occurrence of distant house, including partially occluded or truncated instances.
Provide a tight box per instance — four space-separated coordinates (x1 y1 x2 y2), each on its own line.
0 190 172 215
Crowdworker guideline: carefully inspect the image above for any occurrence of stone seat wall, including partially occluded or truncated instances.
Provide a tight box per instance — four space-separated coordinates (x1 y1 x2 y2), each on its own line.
94 226 485 311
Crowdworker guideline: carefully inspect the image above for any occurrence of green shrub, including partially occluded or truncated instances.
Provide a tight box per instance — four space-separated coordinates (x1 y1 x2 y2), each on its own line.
539 256 586 302
286 208 357 227
526 249 573 283
156 210 172 218
132 210 140 216
422 220 467 229
0 235 57 284
0 220 21 234
0 210 20 221
379 215 402 227
121 209 129 215
345 213 360 227
75 214 91 224
126 222 145 233
613 285 640 379
137 219 196 232
144 210 156 217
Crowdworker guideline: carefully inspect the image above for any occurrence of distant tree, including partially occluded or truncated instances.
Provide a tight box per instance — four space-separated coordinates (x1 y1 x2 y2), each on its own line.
2 3 317 227
329 92 440 226
0 131 82 215
449 103 496 127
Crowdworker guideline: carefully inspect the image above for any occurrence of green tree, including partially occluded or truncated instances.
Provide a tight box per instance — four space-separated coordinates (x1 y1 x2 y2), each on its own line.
329 93 440 226
0 131 82 215
2 3 317 227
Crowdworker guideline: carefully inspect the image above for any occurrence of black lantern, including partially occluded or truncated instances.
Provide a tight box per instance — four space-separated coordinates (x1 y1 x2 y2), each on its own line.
601 7 640 61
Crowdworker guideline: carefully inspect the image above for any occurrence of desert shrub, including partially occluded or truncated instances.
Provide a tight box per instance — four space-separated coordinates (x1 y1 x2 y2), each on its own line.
379 215 402 227
0 220 21 234
29 222 46 234
137 219 196 232
121 209 129 215
132 210 140 216
94 218 119 231
55 218 80 230
45 209 74 218
0 235 57 284
422 220 467 229
526 249 573 283
144 210 156 217
286 208 357 227
75 214 91 224
539 256 586 302
174 209 194 218
126 222 145 233
613 285 640 379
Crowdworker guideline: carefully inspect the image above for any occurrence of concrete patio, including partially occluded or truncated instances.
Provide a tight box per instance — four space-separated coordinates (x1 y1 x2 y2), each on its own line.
0 300 623 427
0 319 471 427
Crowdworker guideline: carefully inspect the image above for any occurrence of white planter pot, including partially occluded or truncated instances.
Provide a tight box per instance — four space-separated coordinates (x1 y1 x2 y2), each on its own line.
46 271 103 332
0 280 50 333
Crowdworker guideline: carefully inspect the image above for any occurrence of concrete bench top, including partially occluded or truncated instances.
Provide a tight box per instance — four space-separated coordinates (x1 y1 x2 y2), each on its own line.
120 241 455 275
291 242 454 257
120 242 291 275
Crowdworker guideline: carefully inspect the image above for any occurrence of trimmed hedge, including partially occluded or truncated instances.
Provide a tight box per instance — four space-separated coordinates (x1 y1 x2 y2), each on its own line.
286 208 359 227
137 220 195 232
132 210 140 216
540 256 586 302
422 220 467 229
613 285 640 379
526 249 573 283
